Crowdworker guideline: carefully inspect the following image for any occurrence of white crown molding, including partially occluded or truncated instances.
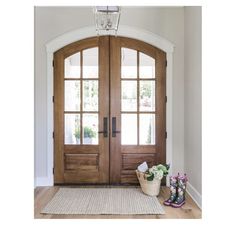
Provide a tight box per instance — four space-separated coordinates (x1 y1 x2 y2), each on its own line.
46 25 175 54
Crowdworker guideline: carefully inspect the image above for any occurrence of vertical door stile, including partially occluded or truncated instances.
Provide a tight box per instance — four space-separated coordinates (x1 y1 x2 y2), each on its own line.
109 36 121 184
54 51 65 183
157 50 167 166
98 36 110 183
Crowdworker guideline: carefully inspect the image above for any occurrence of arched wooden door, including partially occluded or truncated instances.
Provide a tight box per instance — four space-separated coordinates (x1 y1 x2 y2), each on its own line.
54 36 166 184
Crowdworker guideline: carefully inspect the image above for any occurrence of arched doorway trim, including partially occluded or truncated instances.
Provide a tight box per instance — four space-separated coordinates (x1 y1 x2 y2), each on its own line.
44 25 174 186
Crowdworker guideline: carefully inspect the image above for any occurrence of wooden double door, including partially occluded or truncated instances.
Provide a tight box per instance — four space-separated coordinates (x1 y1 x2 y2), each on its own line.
54 36 166 184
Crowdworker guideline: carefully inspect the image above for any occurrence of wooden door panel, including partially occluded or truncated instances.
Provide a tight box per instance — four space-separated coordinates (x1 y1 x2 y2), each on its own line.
54 36 109 184
64 145 99 154
64 171 100 183
122 153 156 170
110 36 166 184
121 170 138 184
65 154 99 170
121 145 156 154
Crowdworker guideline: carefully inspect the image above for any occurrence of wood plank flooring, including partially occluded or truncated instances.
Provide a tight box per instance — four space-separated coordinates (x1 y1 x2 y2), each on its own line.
34 186 201 219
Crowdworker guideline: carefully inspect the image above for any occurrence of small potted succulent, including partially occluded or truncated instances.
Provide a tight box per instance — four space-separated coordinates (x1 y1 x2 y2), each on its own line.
83 126 97 144
74 126 97 144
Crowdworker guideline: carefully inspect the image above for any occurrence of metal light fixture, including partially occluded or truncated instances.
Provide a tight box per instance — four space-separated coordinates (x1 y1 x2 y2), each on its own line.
94 6 121 35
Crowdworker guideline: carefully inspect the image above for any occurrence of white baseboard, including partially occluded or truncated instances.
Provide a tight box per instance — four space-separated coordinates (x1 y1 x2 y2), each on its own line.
186 182 202 209
35 176 53 187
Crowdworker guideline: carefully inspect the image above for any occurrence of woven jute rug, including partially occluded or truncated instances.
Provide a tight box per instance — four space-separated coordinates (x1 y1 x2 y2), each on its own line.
41 187 165 215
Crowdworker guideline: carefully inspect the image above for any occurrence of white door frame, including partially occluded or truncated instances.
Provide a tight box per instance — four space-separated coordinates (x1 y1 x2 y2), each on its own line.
45 25 174 186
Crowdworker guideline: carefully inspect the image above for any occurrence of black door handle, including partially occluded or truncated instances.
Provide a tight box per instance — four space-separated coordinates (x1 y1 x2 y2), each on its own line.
98 117 108 137
112 117 121 137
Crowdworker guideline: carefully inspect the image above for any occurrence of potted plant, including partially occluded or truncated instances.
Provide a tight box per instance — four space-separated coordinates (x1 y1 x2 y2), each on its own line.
146 164 170 181
83 126 97 144
136 163 170 196
74 126 97 144
74 128 80 144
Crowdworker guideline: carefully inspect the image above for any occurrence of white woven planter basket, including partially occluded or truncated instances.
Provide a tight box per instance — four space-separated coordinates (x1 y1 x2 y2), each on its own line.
136 170 161 196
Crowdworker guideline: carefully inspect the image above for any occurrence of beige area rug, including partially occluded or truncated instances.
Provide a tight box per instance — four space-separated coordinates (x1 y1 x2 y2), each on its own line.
41 188 165 215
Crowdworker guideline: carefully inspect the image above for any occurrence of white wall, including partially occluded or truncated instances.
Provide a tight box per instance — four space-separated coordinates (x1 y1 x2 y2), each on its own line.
184 7 202 207
35 7 185 179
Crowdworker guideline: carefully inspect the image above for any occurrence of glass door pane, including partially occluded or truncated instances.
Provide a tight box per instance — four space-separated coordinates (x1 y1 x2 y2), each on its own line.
64 80 80 111
121 80 137 111
64 48 99 145
83 48 98 78
139 80 155 111
121 48 137 79
83 114 98 145
120 50 156 146
64 52 80 78
64 114 80 144
83 80 98 111
139 114 155 145
121 114 137 145
139 53 155 79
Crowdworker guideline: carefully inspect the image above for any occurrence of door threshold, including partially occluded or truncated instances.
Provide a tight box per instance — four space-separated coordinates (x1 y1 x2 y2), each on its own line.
54 183 140 187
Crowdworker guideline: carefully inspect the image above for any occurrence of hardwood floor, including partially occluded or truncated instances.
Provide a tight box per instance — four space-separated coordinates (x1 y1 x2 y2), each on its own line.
34 186 201 219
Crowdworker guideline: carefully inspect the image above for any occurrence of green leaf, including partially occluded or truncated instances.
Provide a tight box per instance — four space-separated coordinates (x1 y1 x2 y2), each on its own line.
147 173 154 181
165 163 170 170
155 164 170 176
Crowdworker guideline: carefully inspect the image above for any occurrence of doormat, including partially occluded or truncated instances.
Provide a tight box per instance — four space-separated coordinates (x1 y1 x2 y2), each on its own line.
41 187 165 215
